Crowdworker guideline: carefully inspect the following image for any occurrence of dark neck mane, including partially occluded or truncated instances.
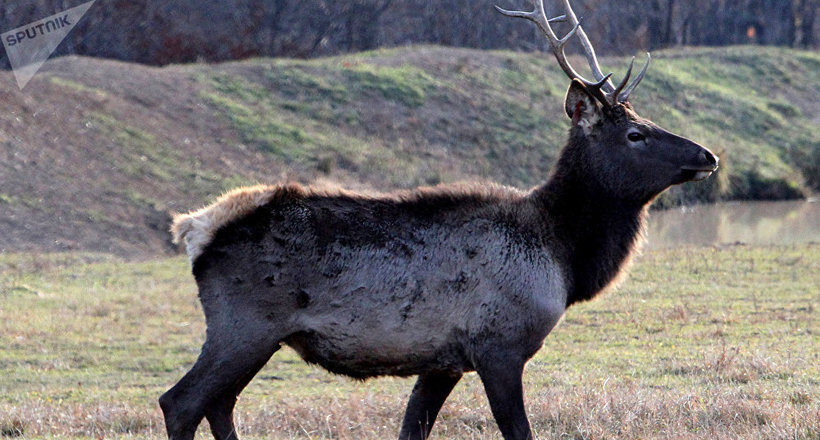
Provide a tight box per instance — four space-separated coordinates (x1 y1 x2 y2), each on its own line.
532 135 648 307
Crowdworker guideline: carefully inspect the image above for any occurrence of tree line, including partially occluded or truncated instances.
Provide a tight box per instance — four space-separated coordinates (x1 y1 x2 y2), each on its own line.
0 0 816 68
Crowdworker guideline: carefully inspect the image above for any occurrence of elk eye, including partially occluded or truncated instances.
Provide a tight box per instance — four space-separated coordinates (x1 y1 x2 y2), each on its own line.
627 132 646 142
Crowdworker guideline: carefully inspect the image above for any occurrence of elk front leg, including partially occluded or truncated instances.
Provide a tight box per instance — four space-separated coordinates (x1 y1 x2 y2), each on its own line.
204 353 274 440
476 358 532 440
398 371 462 440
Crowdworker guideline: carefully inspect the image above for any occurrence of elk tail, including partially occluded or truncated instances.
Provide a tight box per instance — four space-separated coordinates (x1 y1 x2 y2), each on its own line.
169 184 284 263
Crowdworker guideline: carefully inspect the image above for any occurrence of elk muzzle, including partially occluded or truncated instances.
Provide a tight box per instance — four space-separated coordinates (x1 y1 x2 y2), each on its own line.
679 148 719 182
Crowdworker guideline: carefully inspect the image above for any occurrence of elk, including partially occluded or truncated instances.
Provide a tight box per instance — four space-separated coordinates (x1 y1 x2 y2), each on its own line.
159 1 718 439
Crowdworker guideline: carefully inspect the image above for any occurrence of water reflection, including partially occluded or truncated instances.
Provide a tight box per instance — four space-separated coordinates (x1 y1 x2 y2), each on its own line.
645 200 820 249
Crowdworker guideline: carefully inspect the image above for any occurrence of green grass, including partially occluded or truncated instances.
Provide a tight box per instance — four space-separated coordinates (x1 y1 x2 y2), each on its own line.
48 77 108 98
196 66 445 185
82 110 260 207
342 64 435 108
0 193 16 205
87 112 184 183
200 89 314 158
1 244 817 439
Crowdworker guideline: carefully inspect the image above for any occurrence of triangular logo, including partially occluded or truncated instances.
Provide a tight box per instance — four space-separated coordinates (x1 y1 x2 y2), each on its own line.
1 0 95 89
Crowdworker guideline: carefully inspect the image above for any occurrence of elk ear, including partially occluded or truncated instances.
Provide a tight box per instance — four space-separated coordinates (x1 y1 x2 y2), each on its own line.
564 79 601 131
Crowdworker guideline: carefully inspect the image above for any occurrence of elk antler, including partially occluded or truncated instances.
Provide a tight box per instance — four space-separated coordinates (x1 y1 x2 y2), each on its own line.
495 0 649 106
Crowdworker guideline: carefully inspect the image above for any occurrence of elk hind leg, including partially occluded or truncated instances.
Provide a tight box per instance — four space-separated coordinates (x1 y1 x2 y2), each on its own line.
398 372 462 440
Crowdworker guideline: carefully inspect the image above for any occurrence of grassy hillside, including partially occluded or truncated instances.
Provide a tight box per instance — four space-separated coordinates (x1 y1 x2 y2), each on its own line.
0 245 817 439
0 46 817 256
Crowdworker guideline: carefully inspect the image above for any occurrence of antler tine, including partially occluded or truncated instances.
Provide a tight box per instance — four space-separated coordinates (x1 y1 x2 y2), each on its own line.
494 5 567 24
558 0 614 94
495 1 602 90
610 56 635 102
617 53 650 103
494 4 542 21
585 72 614 106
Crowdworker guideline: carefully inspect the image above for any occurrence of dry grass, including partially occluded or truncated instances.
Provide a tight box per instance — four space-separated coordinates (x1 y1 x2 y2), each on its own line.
0 244 817 439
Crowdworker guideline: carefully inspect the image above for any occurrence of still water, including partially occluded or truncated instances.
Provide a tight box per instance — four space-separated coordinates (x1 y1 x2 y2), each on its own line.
645 200 820 249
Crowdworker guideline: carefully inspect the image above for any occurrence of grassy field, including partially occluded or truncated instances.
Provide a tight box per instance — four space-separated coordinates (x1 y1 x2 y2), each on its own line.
0 244 817 440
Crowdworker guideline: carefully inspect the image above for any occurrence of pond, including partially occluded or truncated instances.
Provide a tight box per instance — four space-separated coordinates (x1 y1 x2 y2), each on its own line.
644 200 820 249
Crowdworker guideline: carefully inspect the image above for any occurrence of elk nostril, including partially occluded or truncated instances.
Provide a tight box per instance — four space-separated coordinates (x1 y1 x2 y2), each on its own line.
700 151 718 166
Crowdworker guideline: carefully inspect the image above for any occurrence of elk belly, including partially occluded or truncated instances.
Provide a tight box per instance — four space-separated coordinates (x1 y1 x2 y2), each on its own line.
281 267 489 378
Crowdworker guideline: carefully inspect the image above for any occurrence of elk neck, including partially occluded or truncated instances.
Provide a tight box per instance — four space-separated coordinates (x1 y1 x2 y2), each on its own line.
530 130 648 307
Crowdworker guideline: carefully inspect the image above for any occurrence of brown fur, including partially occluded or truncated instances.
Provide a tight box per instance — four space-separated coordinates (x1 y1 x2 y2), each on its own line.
172 181 527 261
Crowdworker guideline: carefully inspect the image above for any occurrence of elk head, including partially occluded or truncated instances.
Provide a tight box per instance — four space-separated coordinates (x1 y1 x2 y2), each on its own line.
497 0 718 203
